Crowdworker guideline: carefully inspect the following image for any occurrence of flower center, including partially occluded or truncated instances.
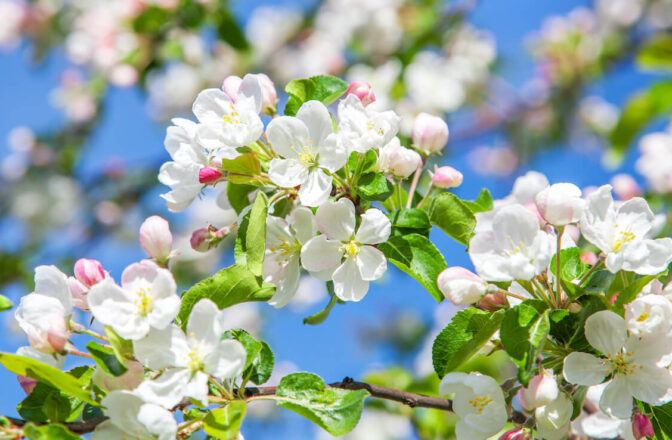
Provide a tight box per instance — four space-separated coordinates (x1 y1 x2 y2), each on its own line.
269 237 301 266
637 312 649 322
340 240 360 261
221 105 241 125
186 334 204 372
605 352 641 376
468 395 492 414
290 141 317 168
612 227 636 252
135 287 154 317
366 119 385 135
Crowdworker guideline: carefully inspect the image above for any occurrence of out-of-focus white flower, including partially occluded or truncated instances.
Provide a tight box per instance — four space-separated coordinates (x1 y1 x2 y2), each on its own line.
412 112 449 155
579 96 619 133
636 130 672 194
625 295 672 336
0 0 26 49
596 0 644 27
405 51 465 113
92 360 145 392
147 63 203 119
468 145 519 177
535 183 585 226
377 137 421 178
437 267 489 305
337 94 400 154
611 174 641 201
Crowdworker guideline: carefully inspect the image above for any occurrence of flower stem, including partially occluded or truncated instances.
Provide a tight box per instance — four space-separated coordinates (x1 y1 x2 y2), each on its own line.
555 226 564 306
395 179 404 209
71 324 109 342
406 167 423 209
416 186 436 209
578 256 604 287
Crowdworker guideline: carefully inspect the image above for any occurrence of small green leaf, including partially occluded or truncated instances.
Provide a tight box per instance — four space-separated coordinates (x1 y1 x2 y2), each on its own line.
0 354 97 406
347 150 377 175
303 291 339 325
571 386 588 420
276 372 369 436
424 193 476 245
378 233 447 302
356 173 394 201
387 209 431 236
637 34 672 71
612 273 660 314
246 192 269 277
461 188 493 213
203 401 247 440
221 154 263 185
22 423 81 440
104 326 133 363
213 4 249 50
284 75 348 116
550 248 588 283
0 294 12 311
234 213 250 267
86 341 127 377
177 266 275 327
226 183 256 214
432 308 505 377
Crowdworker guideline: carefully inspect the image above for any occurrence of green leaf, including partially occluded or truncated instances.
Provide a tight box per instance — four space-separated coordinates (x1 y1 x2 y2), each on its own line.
356 173 394 201
500 301 550 386
612 274 660 314
246 192 269 277
203 401 247 440
347 150 377 175
223 329 262 371
82 403 103 421
641 401 672 439
226 183 256 214
177 265 275 327
276 372 369 436
550 248 588 283
0 354 97 405
222 329 274 385
424 192 476 245
86 341 127 377
0 294 12 311
432 308 505 377
22 423 80 440
387 209 431 237
234 212 250 267
104 326 133 363
221 154 263 185
378 233 447 302
461 188 493 214
213 3 249 50
549 295 607 353
637 34 672 71
571 386 588 420
609 81 672 158
284 75 348 116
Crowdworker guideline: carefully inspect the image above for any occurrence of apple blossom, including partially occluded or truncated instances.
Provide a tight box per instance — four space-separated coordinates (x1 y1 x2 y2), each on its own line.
633 414 654 440
436 267 489 305
91 390 177 440
73 258 106 287
571 383 634 440
301 199 390 302
264 207 317 308
624 294 672 335
535 182 585 225
345 80 376 106
198 166 223 184
439 372 507 439
377 137 421 179
535 392 573 440
267 100 347 206
87 260 180 340
432 166 463 189
133 299 246 408
67 276 89 311
563 311 672 419
469 204 556 281
412 112 449 155
580 185 672 274
517 370 559 410
337 94 400 153
222 73 277 115
139 215 174 263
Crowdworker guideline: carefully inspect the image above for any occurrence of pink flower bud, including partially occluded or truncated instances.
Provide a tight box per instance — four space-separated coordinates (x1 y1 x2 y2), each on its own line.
256 73 278 115
499 428 530 440
611 174 641 201
345 81 376 106
190 227 213 252
68 276 89 311
633 414 654 440
26 312 68 354
73 258 105 288
535 183 585 226
478 292 507 311
222 75 243 101
379 138 422 178
412 113 449 154
199 166 223 184
517 372 559 410
18 375 37 395
139 216 173 262
437 267 488 304
432 166 463 189
580 251 598 265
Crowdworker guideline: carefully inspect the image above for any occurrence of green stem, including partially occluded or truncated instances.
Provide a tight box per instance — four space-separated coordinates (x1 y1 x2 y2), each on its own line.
555 226 564 306
395 179 404 209
415 186 436 209
578 256 605 287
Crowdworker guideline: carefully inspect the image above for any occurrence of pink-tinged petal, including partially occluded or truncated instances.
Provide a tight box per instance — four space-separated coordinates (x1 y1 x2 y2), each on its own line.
300 235 343 272
356 246 387 281
139 216 173 261
563 352 609 386
355 208 391 244
268 158 308 188
599 379 632 419
34 265 72 314
266 116 309 159
585 311 627 356
297 100 333 145
120 260 162 288
74 258 106 288
315 199 355 241
332 259 370 302
298 170 332 207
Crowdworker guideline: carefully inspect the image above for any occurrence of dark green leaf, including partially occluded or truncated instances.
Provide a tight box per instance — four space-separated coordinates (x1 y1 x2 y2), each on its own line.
276 372 369 436
571 386 588 420
432 308 505 377
378 233 447 302
246 192 269 277
234 212 250 267
642 401 672 439
550 248 588 282
22 423 80 440
82 403 103 421
284 75 348 116
203 401 247 440
612 274 660 314
549 295 606 353
387 209 431 236
357 173 394 201
424 193 476 245
18 383 75 423
86 341 127 377
213 3 249 50
461 188 494 214
637 34 672 71
222 329 273 384
177 266 275 327
226 183 256 214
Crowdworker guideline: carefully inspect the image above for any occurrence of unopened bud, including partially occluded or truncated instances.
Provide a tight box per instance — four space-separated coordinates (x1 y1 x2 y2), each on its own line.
437 267 488 305
345 81 376 106
412 113 449 155
432 166 463 189
256 73 278 115
478 292 507 311
139 215 173 262
190 227 214 252
379 138 422 178
633 414 654 440
18 375 37 395
517 372 559 410
199 166 223 184
535 183 585 226
580 252 598 265
68 276 89 311
499 428 530 440
73 258 105 288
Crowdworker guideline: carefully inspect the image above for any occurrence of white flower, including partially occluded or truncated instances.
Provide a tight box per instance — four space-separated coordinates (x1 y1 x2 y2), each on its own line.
439 372 507 440
133 299 246 408
264 207 317 308
193 87 263 150
563 310 672 419
469 204 556 281
267 100 347 206
223 73 277 115
625 294 672 336
580 185 672 275
571 383 635 440
337 94 400 153
436 267 488 305
301 199 390 302
535 391 573 440
535 182 585 226
636 131 672 194
87 260 180 340
377 137 421 179
517 371 559 410
15 266 72 354
92 390 177 440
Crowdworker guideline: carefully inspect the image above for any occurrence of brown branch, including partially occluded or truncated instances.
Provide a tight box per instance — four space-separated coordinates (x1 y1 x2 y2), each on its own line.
5 416 108 434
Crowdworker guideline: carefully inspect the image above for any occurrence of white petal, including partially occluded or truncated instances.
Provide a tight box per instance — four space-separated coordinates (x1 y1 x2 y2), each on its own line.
192 88 233 122
187 299 223 351
333 259 370 301
315 198 355 241
133 325 189 370
599 379 633 419
290 207 317 245
585 311 627 356
267 256 302 308
298 170 332 207
100 390 145 434
266 116 309 159
317 134 347 172
297 100 333 145
137 403 178 440
203 339 247 379
300 235 343 272
268 158 308 188
629 365 672 406
355 209 391 244
622 238 672 275
135 368 195 409
356 246 387 281
91 420 127 440
563 352 609 386
87 278 148 340
34 265 72 314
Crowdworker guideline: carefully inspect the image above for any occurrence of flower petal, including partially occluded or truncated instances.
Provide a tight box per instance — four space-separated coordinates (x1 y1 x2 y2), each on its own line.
356 245 387 281
267 255 301 308
268 158 308 188
133 325 188 370
87 279 149 340
315 198 355 241
563 352 609 386
585 311 627 356
317 134 347 172
629 365 672 406
290 207 317 245
355 208 391 244
300 235 343 272
297 100 333 145
34 265 72 314
135 368 196 409
187 299 223 351
203 339 247 379
599 378 633 419
266 116 309 159
298 170 332 207
137 403 178 440
333 259 370 301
